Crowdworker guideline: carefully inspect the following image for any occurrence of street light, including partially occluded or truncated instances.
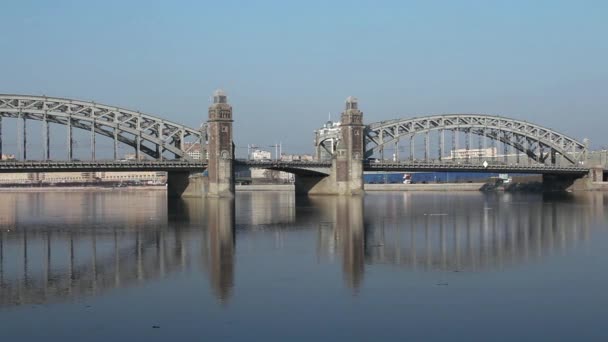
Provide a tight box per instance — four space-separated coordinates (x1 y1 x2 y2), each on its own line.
269 142 282 161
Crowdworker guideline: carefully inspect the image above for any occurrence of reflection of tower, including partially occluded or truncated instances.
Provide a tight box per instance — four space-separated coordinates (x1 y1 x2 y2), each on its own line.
313 196 365 292
201 198 235 304
336 197 365 292
207 90 234 197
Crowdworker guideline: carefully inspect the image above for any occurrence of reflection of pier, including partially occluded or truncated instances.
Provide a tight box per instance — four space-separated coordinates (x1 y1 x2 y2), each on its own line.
311 197 366 291
312 192 607 293
0 191 606 307
168 197 236 304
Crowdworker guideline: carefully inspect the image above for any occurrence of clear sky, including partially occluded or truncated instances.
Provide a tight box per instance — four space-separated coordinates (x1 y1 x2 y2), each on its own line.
1 0 607 156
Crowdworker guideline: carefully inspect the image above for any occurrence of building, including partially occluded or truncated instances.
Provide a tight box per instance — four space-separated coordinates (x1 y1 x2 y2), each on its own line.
251 149 272 161
250 168 293 183
281 154 314 162
448 147 498 160
183 142 205 160
0 171 166 185
314 120 341 160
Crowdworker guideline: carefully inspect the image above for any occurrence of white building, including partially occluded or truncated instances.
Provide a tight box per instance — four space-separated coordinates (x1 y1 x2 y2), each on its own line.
183 142 204 160
281 154 314 162
448 147 498 160
314 120 341 160
251 149 272 161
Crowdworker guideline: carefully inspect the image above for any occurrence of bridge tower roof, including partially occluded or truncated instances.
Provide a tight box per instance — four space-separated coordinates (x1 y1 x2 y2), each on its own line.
345 96 358 110
213 89 228 104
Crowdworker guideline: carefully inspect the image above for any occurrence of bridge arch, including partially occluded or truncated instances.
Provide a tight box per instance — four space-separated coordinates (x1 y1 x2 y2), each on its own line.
0 94 205 161
365 114 588 165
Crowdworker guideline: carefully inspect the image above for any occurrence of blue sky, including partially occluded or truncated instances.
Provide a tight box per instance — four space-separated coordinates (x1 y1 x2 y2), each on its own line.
1 0 607 155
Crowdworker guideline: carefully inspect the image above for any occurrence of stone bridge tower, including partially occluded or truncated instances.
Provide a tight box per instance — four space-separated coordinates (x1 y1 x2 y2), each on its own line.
207 89 234 197
335 96 364 195
295 96 365 195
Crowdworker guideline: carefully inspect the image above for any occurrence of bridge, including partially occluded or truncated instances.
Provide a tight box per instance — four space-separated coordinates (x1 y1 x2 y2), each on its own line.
1 92 606 197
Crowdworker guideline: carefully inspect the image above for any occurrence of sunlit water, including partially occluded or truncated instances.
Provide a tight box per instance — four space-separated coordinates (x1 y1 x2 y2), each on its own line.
0 190 607 341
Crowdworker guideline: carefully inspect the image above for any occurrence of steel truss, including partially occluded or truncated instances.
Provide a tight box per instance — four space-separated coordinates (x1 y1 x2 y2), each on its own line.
0 95 207 161
365 114 588 165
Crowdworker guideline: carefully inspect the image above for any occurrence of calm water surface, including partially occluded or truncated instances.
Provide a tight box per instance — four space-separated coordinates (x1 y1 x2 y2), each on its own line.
1 190 608 341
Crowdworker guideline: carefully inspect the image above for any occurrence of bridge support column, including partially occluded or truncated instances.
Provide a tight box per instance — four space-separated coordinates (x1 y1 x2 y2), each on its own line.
206 90 234 198
334 96 364 195
167 172 208 198
589 166 604 182
293 97 364 196
295 170 336 195
542 172 596 192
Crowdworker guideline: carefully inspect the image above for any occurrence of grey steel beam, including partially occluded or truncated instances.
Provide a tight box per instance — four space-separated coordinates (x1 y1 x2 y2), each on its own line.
409 135 414 161
0 94 205 161
451 129 456 160
438 129 444 161
503 132 508 164
23 116 27 160
424 132 429 162
136 119 141 161
394 139 399 161
43 115 50 160
478 131 483 163
365 114 588 165
91 120 96 160
67 118 73 161
113 127 118 160
465 129 470 164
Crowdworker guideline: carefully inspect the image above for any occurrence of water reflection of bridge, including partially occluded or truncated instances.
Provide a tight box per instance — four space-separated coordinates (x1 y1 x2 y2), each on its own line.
312 193 607 290
0 191 606 307
360 193 606 271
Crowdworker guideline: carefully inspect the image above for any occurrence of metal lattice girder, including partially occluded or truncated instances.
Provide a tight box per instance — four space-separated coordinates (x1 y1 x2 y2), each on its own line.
365 114 588 165
0 94 206 161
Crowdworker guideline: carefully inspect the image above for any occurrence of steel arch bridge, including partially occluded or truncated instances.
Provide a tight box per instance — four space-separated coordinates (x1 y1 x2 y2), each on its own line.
364 114 588 166
0 94 206 161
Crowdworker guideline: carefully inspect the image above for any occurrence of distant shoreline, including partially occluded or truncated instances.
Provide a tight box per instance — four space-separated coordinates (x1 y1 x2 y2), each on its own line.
0 185 167 192
0 183 490 193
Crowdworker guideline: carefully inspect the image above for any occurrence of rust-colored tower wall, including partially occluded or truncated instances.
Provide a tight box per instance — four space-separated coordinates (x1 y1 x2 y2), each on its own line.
336 97 364 195
207 90 234 197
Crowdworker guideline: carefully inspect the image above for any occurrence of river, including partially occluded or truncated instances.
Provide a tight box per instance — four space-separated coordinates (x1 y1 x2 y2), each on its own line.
0 190 607 341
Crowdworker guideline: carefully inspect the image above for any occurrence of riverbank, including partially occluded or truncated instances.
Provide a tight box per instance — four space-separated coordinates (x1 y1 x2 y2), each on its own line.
0 183 488 192
235 183 486 191
365 183 485 191
0 185 167 192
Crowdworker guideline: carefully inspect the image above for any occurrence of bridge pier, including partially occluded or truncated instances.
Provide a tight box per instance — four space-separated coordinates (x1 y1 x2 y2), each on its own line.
542 166 606 191
294 171 336 195
589 166 605 182
294 97 364 196
167 172 208 198
335 96 364 195
168 90 235 199
205 90 234 198
294 97 365 196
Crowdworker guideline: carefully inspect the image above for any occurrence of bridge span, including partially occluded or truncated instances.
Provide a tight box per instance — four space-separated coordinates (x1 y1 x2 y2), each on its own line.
1 91 606 196
243 160 590 176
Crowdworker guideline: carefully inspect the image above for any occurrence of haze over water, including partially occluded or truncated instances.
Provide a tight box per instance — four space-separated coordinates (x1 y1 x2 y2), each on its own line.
0 190 607 341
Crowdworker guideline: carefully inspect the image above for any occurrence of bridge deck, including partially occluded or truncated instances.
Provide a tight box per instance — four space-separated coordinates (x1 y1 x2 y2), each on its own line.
364 162 590 175
0 160 592 175
0 160 207 173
